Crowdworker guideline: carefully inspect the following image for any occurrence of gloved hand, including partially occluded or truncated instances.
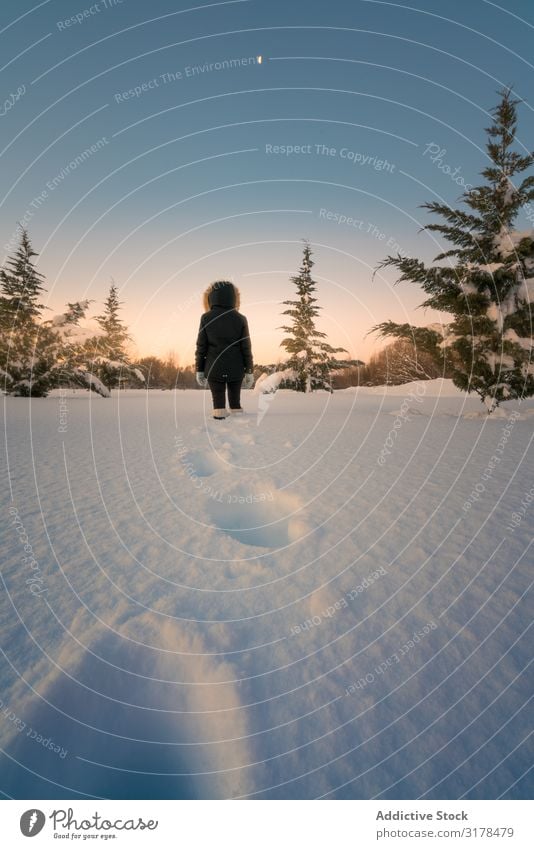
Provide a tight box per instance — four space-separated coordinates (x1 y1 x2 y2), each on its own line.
196 372 207 388
243 372 254 390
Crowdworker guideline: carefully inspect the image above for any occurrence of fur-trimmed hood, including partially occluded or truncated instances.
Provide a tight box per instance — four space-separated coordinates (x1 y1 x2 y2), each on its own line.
202 281 241 312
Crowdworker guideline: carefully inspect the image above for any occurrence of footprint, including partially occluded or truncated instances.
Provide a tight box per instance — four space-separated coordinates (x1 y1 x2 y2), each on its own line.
208 428 256 455
208 485 309 548
178 449 223 477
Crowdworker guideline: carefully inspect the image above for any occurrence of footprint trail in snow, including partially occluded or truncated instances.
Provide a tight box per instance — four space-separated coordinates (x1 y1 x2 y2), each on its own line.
182 413 309 550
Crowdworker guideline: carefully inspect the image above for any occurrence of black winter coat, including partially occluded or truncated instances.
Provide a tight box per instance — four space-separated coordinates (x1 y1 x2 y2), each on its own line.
195 283 253 381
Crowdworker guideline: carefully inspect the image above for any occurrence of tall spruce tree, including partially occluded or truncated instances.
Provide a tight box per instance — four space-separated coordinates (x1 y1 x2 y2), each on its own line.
0 228 46 326
45 300 112 397
0 228 53 396
0 233 142 397
280 243 348 392
374 89 534 412
93 282 134 389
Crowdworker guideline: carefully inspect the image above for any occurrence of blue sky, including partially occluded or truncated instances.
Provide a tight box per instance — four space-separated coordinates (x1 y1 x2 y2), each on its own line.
1 0 534 362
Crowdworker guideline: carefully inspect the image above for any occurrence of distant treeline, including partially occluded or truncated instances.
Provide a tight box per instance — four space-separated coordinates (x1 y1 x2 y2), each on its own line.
137 339 449 390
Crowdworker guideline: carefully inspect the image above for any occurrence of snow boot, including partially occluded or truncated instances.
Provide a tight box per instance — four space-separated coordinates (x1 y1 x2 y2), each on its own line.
212 408 229 420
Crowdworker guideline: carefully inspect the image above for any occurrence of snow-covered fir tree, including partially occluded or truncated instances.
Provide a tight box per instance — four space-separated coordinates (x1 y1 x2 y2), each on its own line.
0 232 142 397
280 243 348 392
92 282 142 390
44 300 112 397
41 296 143 396
0 228 54 396
374 89 534 412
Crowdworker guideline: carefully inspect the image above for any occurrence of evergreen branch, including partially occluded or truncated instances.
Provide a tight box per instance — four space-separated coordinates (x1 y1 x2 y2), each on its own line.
421 202 483 231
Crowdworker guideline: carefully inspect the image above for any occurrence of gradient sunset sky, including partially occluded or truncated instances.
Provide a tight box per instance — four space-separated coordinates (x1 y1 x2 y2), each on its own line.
1 0 534 364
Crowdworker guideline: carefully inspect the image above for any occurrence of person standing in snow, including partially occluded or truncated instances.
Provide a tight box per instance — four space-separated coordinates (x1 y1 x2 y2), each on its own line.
195 281 254 419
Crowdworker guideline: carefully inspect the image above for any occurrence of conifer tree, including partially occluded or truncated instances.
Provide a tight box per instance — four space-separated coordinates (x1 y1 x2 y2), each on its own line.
0 233 143 397
92 282 135 389
280 243 348 392
0 228 52 396
0 228 46 326
374 89 534 412
44 300 111 397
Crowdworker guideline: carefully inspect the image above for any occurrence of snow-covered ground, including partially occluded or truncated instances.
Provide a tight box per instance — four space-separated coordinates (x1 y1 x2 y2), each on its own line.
1 381 532 799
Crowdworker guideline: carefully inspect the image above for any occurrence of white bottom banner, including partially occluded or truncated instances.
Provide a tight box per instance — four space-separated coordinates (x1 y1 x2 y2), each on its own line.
1 799 531 848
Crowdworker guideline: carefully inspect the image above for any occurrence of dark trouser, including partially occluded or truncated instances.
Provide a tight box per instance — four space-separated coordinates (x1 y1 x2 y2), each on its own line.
208 378 242 410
